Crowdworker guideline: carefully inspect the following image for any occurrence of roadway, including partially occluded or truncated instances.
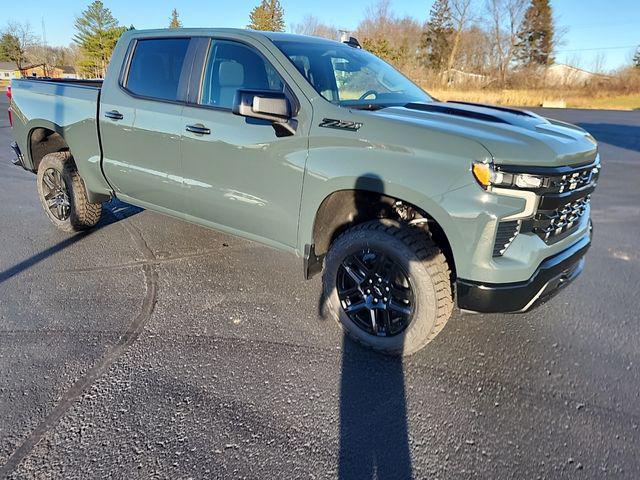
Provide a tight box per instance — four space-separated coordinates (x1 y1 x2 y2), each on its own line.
1 95 639 478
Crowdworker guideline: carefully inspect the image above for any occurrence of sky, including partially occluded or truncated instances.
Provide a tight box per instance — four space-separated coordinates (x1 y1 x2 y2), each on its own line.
1 0 638 72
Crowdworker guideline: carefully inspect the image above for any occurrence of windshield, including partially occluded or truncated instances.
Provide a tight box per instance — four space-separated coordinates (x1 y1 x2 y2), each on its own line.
273 40 432 109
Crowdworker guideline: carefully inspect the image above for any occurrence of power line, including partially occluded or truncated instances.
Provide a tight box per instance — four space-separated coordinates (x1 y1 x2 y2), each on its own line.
556 45 637 53
566 19 640 29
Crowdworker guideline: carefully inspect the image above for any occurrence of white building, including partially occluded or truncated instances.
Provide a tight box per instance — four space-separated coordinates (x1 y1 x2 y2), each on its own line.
0 62 20 80
545 64 610 87
60 66 78 79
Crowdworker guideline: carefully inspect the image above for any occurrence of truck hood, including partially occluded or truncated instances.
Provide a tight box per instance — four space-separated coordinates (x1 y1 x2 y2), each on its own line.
370 102 598 167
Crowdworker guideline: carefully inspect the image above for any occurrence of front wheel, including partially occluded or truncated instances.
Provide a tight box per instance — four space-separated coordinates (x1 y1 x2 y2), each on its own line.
36 151 102 232
322 220 453 356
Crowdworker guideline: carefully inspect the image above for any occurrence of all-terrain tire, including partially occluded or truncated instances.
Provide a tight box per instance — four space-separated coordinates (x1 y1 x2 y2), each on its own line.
322 219 453 356
36 151 102 232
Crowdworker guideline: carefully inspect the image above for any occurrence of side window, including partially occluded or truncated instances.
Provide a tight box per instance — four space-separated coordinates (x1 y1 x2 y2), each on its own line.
126 38 190 101
200 40 285 109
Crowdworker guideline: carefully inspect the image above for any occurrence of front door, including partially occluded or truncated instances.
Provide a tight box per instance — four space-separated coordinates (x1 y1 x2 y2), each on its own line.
180 38 309 249
100 36 191 215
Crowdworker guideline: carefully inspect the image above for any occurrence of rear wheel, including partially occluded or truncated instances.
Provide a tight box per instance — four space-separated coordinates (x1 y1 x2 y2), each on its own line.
323 220 453 356
36 152 102 232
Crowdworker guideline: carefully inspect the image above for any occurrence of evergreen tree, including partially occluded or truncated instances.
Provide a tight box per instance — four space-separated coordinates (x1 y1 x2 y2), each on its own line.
515 0 554 67
0 34 25 67
169 9 182 28
73 0 126 78
362 36 397 64
421 0 454 71
634 46 640 69
248 0 285 32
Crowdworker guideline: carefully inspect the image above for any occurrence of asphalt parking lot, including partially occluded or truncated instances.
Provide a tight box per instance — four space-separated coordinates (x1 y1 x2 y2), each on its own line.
1 94 639 479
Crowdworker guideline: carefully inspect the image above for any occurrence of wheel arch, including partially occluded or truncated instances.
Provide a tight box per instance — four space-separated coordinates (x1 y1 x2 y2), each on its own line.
307 187 456 280
25 120 111 203
27 121 69 173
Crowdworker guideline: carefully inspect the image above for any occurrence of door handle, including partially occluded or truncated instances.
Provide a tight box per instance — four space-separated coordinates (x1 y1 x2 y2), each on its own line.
186 123 211 135
104 110 124 120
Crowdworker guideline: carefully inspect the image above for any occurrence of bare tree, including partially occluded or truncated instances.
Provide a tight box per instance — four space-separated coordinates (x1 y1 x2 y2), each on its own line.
359 0 394 36
485 0 527 84
64 43 82 69
564 53 583 69
27 44 69 76
291 15 339 40
1 21 36 71
445 0 475 77
456 24 492 75
356 0 423 68
591 52 607 74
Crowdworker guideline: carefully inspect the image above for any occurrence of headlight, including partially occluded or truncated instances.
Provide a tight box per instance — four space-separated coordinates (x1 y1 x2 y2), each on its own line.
472 161 544 190
514 173 543 189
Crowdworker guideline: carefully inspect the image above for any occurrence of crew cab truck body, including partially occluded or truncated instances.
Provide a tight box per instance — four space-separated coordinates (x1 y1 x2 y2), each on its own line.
8 29 600 355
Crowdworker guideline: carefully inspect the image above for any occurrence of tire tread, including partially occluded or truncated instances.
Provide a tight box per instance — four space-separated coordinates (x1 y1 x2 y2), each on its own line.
324 219 453 356
37 151 102 232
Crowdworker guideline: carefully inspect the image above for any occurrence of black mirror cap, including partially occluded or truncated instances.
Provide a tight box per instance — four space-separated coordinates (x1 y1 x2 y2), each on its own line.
232 89 291 122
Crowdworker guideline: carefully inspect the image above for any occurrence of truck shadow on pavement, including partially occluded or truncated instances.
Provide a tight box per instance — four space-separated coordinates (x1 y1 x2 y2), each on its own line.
318 174 414 479
0 199 142 285
337 340 413 479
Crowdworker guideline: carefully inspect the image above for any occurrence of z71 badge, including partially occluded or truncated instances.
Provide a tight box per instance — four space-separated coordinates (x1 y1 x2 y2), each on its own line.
319 118 363 131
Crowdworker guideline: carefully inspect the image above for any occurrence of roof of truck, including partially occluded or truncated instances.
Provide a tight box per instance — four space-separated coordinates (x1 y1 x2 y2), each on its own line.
258 31 343 45
125 28 344 47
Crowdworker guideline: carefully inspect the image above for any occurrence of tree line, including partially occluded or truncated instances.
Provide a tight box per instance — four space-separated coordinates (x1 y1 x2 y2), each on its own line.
290 0 561 87
2 0 638 84
250 0 638 86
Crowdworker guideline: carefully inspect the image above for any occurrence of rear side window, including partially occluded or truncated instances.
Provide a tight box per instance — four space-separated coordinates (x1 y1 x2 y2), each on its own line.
126 38 190 101
200 40 284 109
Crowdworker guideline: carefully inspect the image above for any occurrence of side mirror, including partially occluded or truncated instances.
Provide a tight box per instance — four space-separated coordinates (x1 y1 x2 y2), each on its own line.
232 89 296 136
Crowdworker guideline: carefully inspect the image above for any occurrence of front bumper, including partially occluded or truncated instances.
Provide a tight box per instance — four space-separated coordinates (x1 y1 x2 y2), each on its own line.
456 233 590 313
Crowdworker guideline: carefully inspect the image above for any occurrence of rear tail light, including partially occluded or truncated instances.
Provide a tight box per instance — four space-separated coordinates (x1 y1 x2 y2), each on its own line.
6 85 12 127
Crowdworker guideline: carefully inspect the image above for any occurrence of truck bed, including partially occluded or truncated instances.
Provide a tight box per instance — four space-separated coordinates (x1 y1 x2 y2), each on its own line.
9 77 106 194
18 77 104 88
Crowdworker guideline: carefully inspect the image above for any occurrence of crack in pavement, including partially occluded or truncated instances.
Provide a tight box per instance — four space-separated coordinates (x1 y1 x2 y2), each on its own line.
56 246 239 274
0 221 158 477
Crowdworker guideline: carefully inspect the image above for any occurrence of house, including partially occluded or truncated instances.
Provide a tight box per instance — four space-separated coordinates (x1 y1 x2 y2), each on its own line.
0 61 20 80
545 64 611 87
60 66 78 79
0 62 75 80
20 64 65 78
448 69 493 87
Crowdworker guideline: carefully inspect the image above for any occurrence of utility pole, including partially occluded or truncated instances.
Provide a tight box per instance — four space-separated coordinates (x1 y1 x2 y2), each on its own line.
41 17 49 76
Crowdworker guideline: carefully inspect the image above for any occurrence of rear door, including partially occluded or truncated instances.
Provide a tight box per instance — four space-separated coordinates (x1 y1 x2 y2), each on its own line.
179 37 311 249
100 36 193 214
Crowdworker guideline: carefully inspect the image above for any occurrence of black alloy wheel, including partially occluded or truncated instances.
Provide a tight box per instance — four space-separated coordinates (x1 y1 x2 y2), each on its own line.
41 167 71 221
336 248 415 337
36 151 103 232
322 220 454 356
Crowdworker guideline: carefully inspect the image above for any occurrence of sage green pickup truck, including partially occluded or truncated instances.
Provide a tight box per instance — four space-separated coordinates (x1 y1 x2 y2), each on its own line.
8 28 599 355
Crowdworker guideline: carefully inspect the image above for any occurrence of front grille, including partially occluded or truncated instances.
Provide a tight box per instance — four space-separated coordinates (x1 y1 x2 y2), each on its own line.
546 165 599 194
533 195 591 243
498 158 600 245
493 220 521 256
496 160 601 195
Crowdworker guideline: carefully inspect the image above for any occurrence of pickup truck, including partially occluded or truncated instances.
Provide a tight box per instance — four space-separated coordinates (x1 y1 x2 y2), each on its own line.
8 28 599 355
